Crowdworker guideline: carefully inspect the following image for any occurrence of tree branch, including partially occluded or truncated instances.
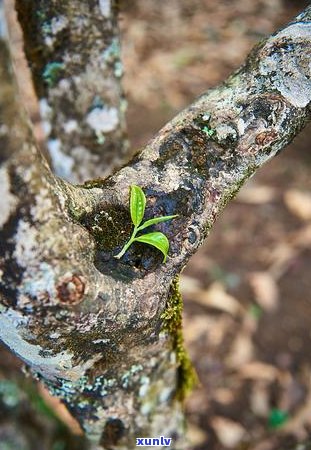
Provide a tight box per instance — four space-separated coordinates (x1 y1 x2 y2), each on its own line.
0 3 310 450
0 0 104 384
106 6 311 273
15 0 128 183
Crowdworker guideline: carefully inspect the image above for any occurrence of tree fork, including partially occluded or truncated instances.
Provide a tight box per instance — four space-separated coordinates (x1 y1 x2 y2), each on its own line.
0 2 310 449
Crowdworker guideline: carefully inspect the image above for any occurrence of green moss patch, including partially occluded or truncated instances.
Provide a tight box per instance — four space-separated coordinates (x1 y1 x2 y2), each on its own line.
80 205 132 252
81 178 107 189
161 276 198 401
43 62 64 87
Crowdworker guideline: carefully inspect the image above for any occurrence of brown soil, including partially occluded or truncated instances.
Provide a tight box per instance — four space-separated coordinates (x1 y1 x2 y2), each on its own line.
121 1 311 449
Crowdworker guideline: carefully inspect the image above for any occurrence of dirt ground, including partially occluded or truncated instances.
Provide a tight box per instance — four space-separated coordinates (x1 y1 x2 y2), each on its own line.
121 1 311 449
1 1 311 449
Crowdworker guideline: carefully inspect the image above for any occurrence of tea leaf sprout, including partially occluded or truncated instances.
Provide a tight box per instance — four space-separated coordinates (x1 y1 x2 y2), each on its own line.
114 185 177 262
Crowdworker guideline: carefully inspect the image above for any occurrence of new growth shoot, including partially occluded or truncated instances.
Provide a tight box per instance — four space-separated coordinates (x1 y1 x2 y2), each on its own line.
115 185 177 262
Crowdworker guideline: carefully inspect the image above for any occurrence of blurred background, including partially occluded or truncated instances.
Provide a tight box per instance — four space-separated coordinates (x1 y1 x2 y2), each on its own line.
1 1 311 449
121 2 311 448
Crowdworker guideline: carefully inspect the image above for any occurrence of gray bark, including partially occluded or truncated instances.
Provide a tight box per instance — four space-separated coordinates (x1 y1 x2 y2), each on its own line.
0 1 310 449
15 0 128 183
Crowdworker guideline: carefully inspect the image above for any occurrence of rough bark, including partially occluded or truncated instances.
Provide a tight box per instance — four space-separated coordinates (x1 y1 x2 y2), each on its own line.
14 0 128 183
0 346 90 450
0 2 310 450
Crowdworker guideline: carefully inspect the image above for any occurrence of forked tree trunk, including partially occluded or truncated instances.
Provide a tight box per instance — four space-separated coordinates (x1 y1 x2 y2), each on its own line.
0 1 310 449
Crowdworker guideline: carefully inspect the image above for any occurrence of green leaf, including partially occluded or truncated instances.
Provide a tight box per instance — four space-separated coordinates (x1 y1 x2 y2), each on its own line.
202 125 215 137
130 185 146 227
137 215 178 231
134 232 170 262
268 409 289 429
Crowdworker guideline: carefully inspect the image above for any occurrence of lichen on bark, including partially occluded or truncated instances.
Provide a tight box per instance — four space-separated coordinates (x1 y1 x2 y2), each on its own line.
15 0 129 183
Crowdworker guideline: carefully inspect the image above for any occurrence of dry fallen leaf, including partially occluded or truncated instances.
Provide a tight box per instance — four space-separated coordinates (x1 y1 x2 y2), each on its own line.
226 332 254 368
187 423 209 447
239 361 278 381
284 189 311 221
267 243 297 279
250 382 270 417
249 272 279 312
193 282 244 316
180 274 202 295
214 388 235 405
211 416 246 448
292 224 311 248
236 184 276 204
183 315 209 344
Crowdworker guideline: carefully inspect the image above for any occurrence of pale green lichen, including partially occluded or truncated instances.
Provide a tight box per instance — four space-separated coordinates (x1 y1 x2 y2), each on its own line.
195 111 215 137
43 62 64 87
202 125 215 137
0 380 21 407
114 61 123 78
102 38 120 64
121 364 143 389
161 276 198 400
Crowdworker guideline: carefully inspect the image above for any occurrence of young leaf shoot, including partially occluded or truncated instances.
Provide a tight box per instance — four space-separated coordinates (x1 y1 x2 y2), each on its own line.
134 232 169 263
114 185 177 262
130 185 146 226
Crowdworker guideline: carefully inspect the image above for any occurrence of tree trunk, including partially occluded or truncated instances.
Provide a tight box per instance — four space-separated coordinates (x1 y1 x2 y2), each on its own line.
0 1 310 449
15 0 128 183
